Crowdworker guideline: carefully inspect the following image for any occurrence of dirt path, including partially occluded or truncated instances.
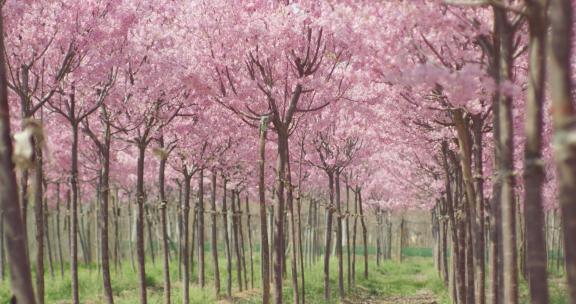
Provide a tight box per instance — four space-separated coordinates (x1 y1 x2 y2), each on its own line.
345 289 438 304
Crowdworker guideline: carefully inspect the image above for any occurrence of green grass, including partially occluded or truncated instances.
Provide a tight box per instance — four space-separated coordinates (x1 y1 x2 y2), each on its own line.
0 255 447 304
0 250 568 303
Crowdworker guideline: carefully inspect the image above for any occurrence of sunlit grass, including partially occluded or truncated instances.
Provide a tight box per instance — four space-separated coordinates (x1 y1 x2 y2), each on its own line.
0 251 568 303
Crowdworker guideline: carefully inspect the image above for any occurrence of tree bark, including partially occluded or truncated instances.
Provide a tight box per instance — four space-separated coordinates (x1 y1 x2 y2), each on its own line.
285 152 300 304
44 197 54 279
323 171 335 301
136 144 148 304
548 0 576 301
345 183 351 290
158 138 171 304
222 178 232 298
34 141 45 304
351 190 358 284
245 195 255 289
335 172 344 299
181 174 192 304
198 168 206 287
258 116 270 304
100 125 114 304
357 189 368 279
0 16 36 300
472 114 486 304
495 8 519 304
273 129 289 304
210 170 220 296
70 122 80 304
522 6 550 297
56 183 64 278
231 190 243 291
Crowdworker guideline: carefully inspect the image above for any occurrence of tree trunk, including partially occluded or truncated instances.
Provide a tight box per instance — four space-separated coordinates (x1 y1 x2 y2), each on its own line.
231 190 243 291
495 8 519 304
44 198 54 279
146 207 155 265
198 169 206 287
323 171 335 301
210 170 220 296
245 195 255 289
181 174 192 304
34 142 45 304
158 140 171 304
258 117 270 304
358 189 368 279
136 144 148 304
70 123 80 304
399 217 405 263
56 183 64 278
352 191 358 284
222 178 232 298
442 143 466 304
285 153 300 304
0 14 36 300
335 172 344 299
128 193 136 272
237 193 248 290
548 0 576 301
472 114 486 304
100 130 114 304
273 129 289 304
345 184 351 290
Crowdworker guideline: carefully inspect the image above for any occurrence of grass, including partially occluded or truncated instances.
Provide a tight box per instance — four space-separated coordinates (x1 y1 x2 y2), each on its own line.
0 255 448 304
0 250 569 303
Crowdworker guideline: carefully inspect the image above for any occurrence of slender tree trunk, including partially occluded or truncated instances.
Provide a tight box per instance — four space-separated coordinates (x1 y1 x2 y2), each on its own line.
146 207 155 265
100 130 114 304
258 117 270 304
296 194 305 304
357 189 368 278
198 169 206 287
285 155 300 304
34 143 45 304
56 183 64 278
548 0 576 301
237 193 248 289
210 170 220 296
0 210 4 282
0 17 36 300
399 217 405 263
452 109 477 304
158 140 171 304
335 172 344 300
231 190 243 291
70 123 80 304
495 8 518 304
44 198 54 279
245 196 255 289
222 178 232 298
323 172 335 301
352 191 358 284
472 114 486 304
442 143 466 304
181 174 192 304
238 199 247 289
128 193 136 272
273 129 289 304
523 7 550 292
136 144 148 304
177 185 182 280
345 183 351 290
